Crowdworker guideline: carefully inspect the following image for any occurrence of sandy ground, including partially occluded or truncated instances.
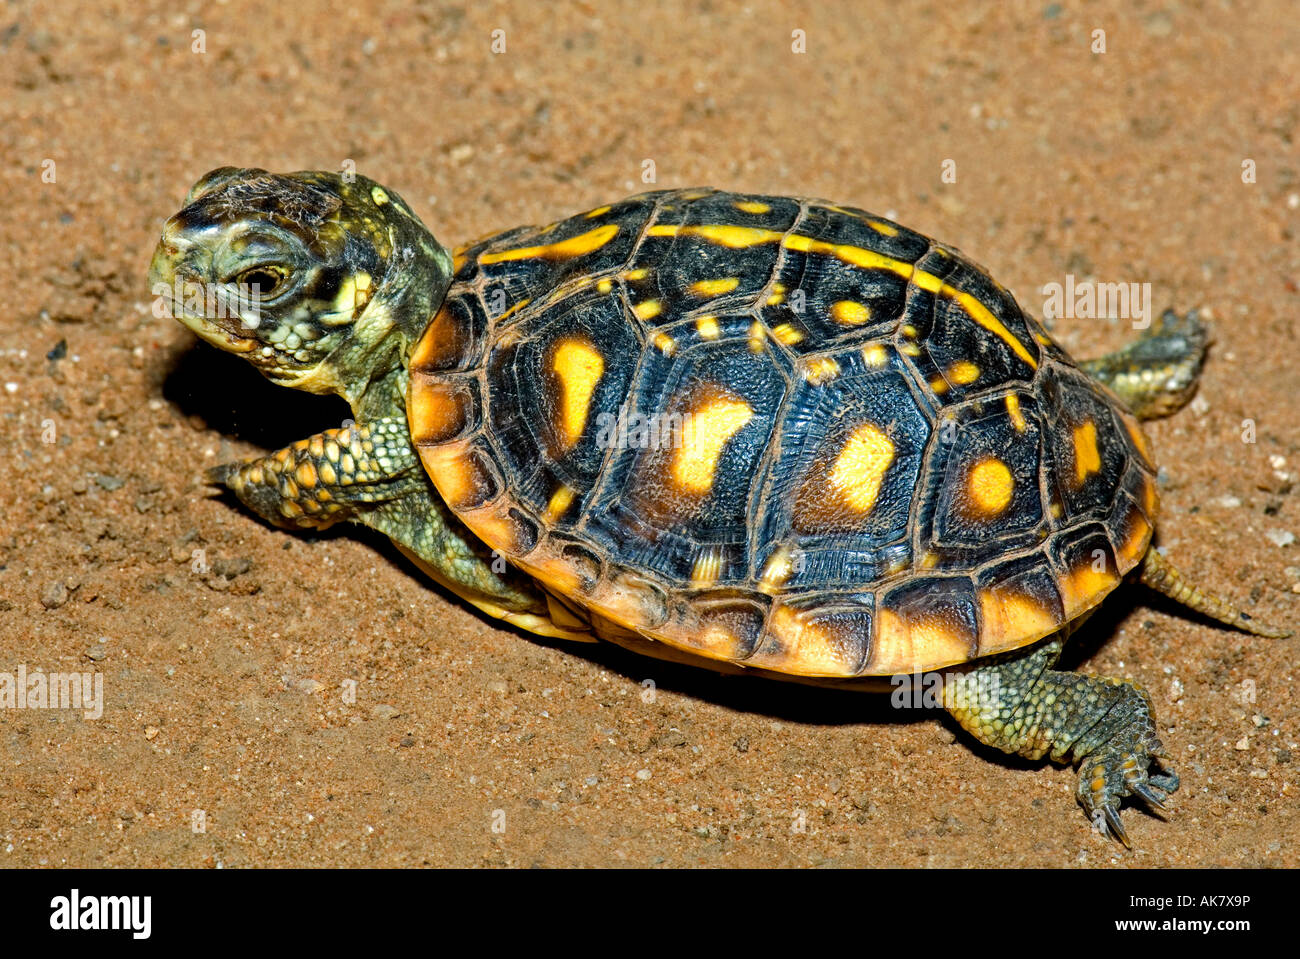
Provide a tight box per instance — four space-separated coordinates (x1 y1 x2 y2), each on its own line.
1 0 1297 868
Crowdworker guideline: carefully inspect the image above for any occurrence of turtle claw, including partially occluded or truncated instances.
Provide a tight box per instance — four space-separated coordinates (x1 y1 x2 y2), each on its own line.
1130 780 1169 810
1101 805 1130 848
206 462 240 486
1078 746 1179 847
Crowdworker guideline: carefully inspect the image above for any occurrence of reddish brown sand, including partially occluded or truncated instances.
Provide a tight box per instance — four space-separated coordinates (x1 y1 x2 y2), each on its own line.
1 1 1297 867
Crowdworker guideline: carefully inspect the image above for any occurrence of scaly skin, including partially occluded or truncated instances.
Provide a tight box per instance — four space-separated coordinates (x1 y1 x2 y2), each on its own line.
1080 309 1208 419
946 637 1178 847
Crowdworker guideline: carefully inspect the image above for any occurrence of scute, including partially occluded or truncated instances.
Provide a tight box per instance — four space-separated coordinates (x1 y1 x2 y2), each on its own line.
410 189 1157 678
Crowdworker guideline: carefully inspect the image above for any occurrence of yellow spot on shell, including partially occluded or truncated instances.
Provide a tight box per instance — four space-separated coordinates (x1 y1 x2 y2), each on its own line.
734 200 771 215
596 278 613 294
623 267 650 281
691 547 726 586
584 205 611 218
947 360 980 385
673 398 753 494
551 338 605 452
634 300 663 321
1118 508 1153 567
829 424 895 514
696 315 720 339
370 186 389 206
759 544 796 592
862 343 889 368
495 297 531 323
771 323 803 345
649 224 783 247
868 219 899 236
545 484 576 521
748 322 767 352
968 458 1014 515
652 332 677 355
1073 420 1102 485
690 277 740 297
831 301 872 325
1006 394 1027 432
929 377 949 395
479 223 619 264
804 357 840 384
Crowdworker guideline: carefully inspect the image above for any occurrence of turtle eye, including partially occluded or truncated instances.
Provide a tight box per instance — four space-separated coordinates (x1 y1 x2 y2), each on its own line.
236 265 287 299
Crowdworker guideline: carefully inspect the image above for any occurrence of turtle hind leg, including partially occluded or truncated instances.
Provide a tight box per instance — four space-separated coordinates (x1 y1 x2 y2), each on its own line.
1139 548 1292 639
1080 309 1208 420
943 637 1176 846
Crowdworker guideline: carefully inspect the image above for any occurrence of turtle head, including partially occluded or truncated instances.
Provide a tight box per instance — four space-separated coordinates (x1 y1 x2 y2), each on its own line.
149 167 453 406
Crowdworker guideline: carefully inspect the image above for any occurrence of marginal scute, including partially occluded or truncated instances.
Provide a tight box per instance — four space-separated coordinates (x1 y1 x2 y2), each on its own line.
443 444 502 511
410 296 481 373
409 375 478 445
688 594 769 661
750 598 872 676
873 578 980 674
974 556 1067 655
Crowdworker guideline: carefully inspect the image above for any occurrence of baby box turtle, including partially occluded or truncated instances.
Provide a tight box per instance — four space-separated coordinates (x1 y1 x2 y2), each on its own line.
149 169 1289 843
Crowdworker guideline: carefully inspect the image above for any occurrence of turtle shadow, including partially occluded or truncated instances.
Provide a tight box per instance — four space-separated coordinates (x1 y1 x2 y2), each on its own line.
159 336 351 449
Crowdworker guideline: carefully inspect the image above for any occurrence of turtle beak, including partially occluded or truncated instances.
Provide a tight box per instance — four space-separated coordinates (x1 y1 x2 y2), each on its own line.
149 217 259 353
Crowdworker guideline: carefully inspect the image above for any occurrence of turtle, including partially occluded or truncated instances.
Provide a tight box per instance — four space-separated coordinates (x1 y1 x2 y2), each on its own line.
148 168 1289 844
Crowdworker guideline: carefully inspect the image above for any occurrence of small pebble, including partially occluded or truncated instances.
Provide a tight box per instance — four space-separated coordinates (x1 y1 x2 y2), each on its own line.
85 643 108 661
212 556 252 579
370 704 401 720
40 581 69 609
635 768 652 780
1212 495 1241 509
1265 529 1295 548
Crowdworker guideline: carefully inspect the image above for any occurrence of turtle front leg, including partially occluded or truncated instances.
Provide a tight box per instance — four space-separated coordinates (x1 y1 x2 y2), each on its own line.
209 419 591 640
943 637 1177 846
208 419 425 529
1079 309 1208 420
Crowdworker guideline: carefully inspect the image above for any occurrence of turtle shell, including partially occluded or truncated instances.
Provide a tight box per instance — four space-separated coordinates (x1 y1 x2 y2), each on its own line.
408 189 1158 678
